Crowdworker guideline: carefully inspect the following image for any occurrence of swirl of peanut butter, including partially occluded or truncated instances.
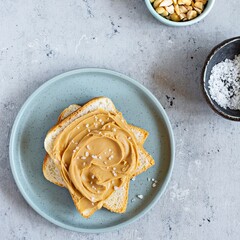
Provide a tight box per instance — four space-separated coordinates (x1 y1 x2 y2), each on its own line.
51 109 139 214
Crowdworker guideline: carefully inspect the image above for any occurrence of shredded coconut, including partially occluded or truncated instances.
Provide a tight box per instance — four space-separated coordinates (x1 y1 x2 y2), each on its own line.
208 54 240 110
152 182 157 188
137 194 143 199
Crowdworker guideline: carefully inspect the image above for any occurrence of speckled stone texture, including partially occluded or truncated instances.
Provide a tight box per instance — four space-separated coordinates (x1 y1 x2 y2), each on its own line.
0 0 240 239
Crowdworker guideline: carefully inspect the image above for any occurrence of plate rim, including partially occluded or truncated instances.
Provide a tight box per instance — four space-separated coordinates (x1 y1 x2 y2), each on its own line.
9 68 175 233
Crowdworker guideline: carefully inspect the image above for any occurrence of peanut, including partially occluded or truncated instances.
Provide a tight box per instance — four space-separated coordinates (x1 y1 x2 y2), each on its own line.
178 0 192 6
194 1 204 10
187 10 197 20
170 13 181 21
153 0 163 9
156 7 165 14
166 5 175 14
174 4 181 15
160 0 173 7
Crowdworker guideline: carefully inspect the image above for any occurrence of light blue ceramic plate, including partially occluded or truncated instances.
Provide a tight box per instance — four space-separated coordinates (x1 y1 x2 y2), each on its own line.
9 68 175 233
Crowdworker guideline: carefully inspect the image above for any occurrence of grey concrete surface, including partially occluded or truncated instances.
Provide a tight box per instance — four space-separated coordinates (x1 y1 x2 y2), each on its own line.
0 0 240 239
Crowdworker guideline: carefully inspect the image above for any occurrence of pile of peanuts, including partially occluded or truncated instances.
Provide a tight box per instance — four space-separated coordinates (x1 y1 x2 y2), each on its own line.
150 0 208 22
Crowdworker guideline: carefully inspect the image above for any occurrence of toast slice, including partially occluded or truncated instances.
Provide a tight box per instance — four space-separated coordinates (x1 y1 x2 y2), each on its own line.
44 97 154 217
43 105 152 213
43 104 149 188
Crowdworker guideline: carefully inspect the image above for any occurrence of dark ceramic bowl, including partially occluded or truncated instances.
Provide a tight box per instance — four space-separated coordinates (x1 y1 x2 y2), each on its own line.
202 37 240 121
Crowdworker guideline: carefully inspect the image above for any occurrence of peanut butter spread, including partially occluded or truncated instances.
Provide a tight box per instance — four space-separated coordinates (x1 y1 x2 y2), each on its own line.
51 109 140 215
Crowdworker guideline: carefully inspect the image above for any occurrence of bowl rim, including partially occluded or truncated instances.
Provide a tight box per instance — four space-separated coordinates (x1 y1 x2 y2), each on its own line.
144 0 215 27
202 37 240 121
